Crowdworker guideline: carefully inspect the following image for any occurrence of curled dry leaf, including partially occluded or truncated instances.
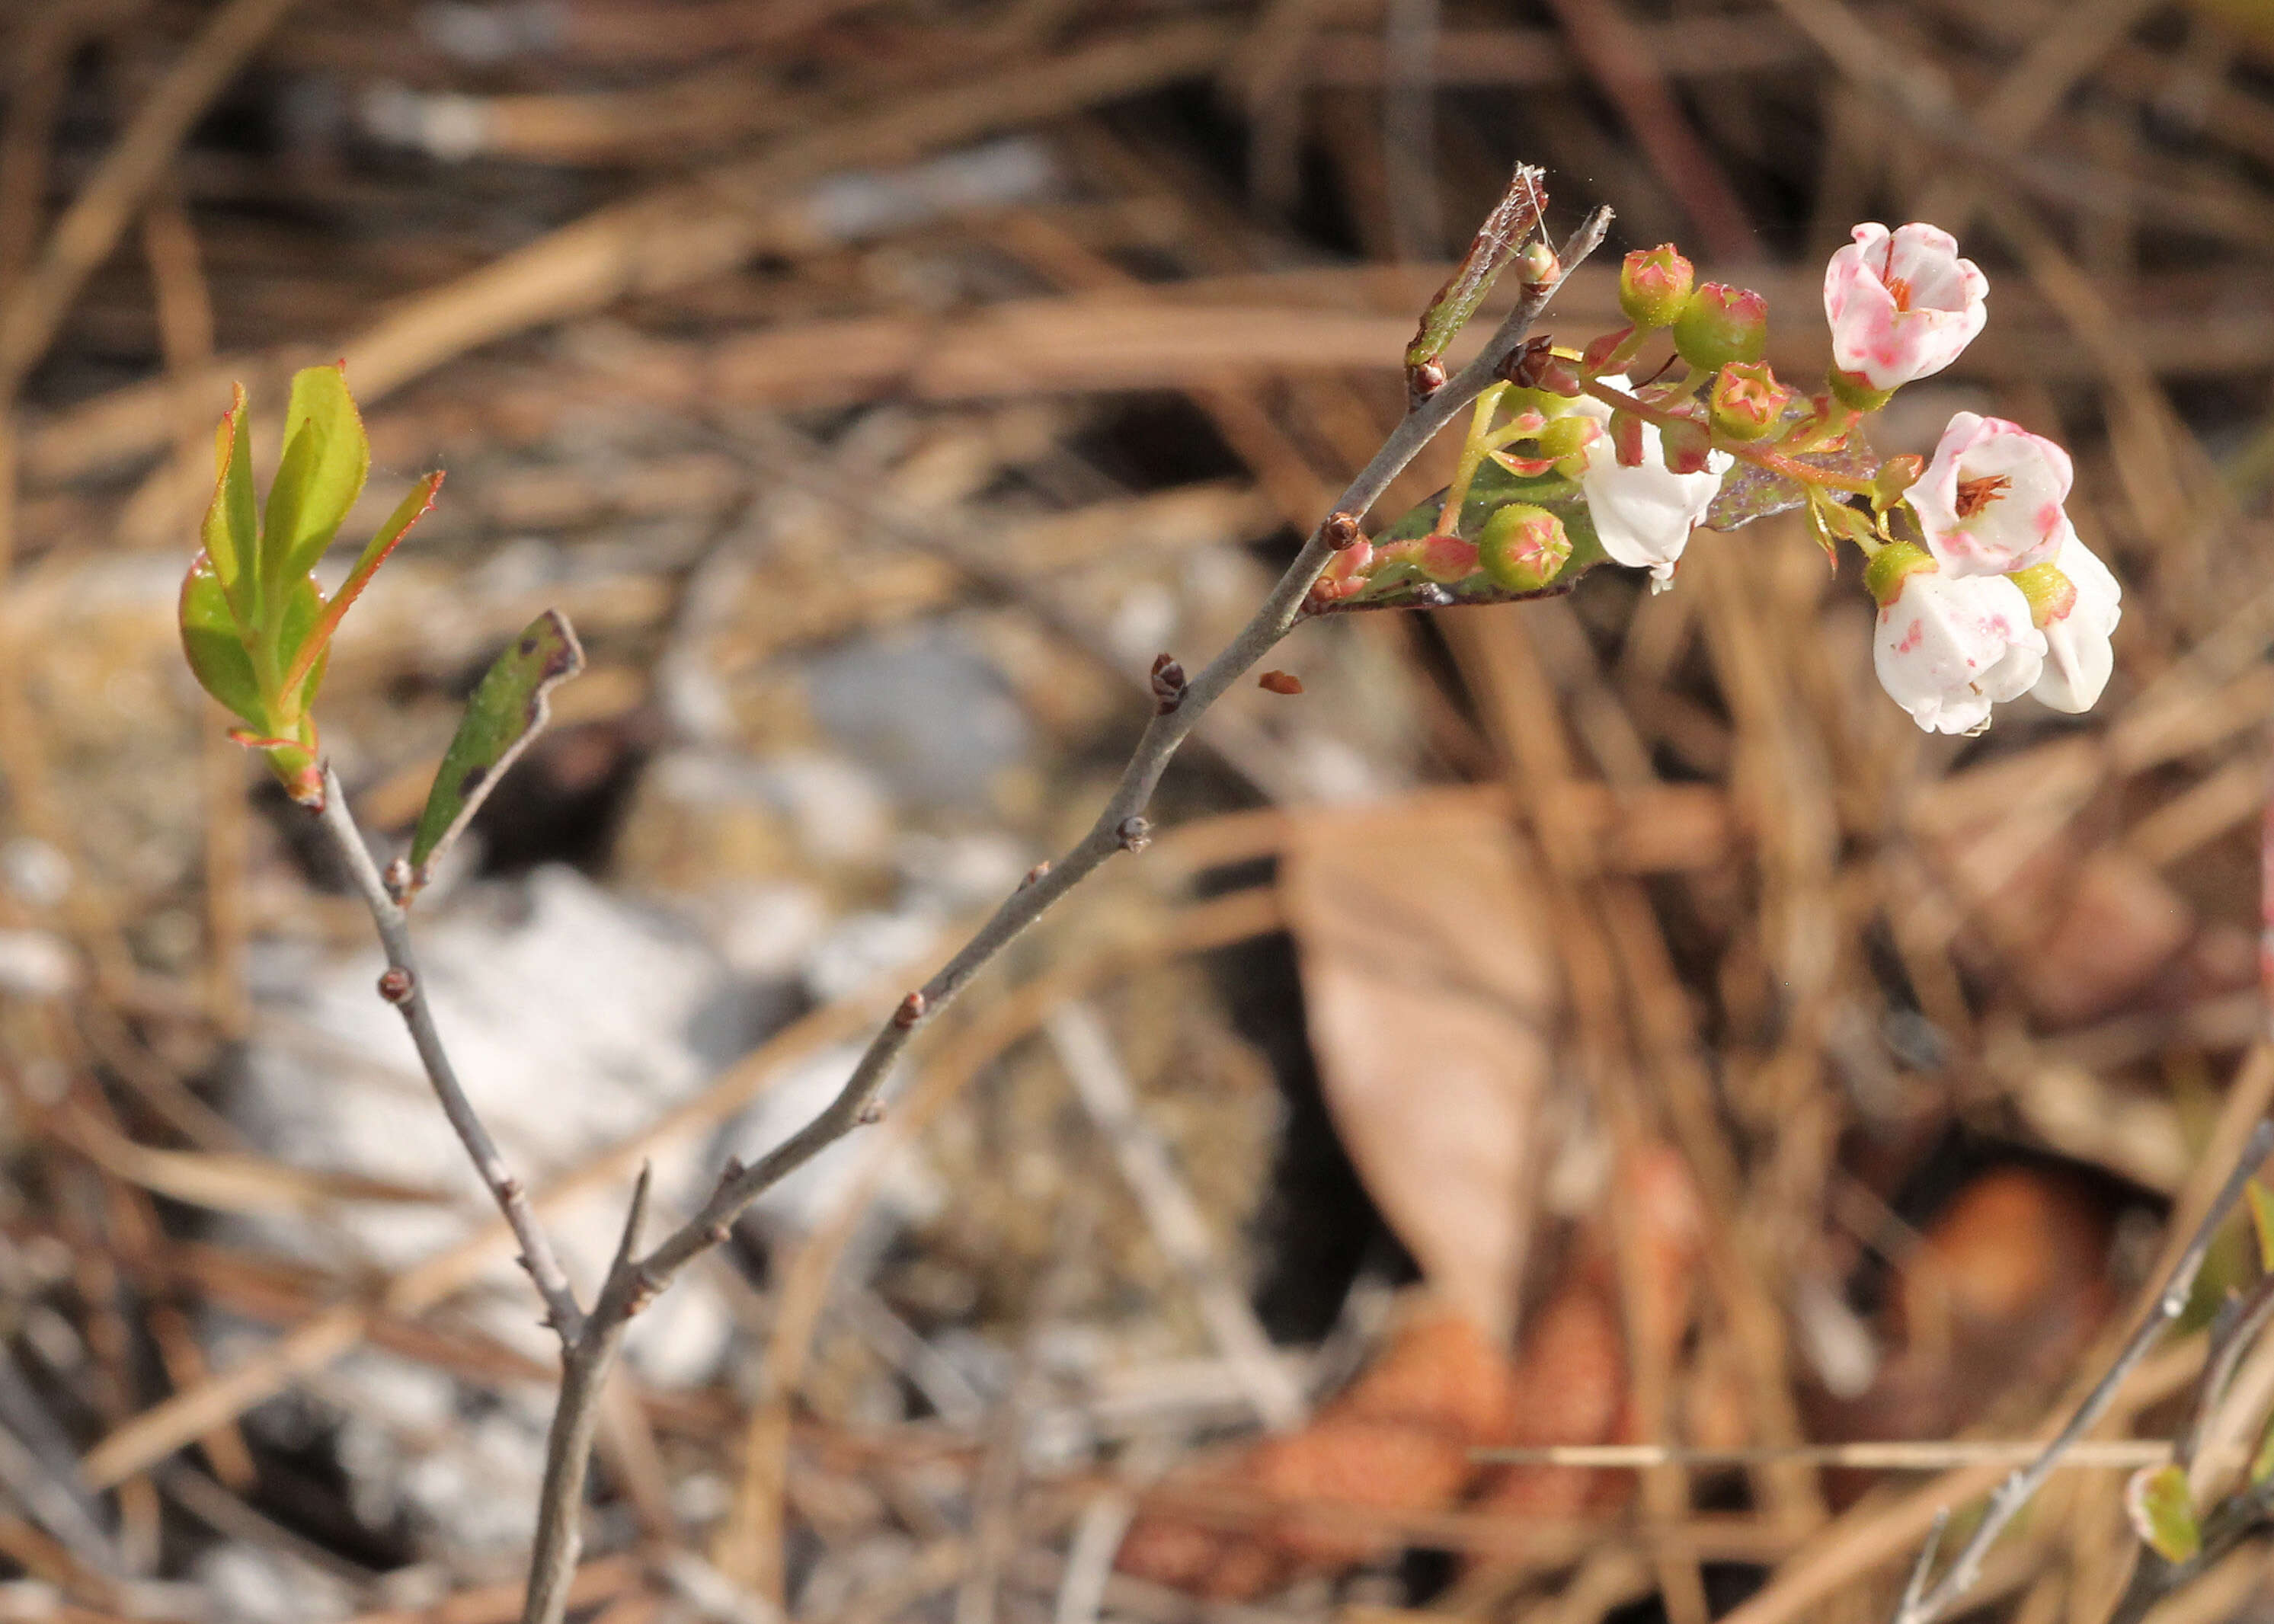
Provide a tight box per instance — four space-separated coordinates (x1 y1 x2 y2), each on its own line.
1278 794 1561 1338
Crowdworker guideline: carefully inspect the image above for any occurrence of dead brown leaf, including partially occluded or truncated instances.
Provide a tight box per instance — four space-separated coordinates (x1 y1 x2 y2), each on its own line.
1280 795 1560 1338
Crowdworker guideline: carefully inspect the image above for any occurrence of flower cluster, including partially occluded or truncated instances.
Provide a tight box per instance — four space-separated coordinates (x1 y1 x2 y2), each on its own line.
1311 220 2119 737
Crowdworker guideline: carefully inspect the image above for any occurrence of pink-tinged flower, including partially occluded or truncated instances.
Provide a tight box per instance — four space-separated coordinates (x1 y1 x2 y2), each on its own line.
1910 412 2074 577
1824 222 1988 392
1572 377 1732 591
1869 542 2045 735
2014 536 2121 714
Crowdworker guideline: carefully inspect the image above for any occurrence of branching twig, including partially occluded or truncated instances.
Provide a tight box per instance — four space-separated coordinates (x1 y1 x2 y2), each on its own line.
311 767 586 1344
308 177 1607 1624
1889 1114 2274 1624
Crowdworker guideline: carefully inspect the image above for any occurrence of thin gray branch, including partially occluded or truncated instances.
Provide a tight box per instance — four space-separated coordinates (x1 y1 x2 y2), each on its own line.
312 766 586 1344
507 191 1613 1624
1891 1114 2274 1624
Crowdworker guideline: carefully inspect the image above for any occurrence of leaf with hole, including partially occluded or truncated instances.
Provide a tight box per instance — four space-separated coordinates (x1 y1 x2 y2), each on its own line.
408 610 585 894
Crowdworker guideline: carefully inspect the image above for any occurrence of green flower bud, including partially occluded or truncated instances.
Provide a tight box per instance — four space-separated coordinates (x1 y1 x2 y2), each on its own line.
1619 245 1695 330
1707 361 1792 441
1478 504 1572 591
1671 282 1768 371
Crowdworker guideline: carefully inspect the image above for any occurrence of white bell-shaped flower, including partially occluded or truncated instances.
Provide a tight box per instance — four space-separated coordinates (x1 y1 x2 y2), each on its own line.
1824 222 1988 392
1910 412 2075 578
2016 536 2122 714
1869 542 2045 735
1570 377 1732 592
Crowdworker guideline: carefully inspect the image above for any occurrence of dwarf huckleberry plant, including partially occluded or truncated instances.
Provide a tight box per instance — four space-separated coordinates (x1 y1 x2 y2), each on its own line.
1301 218 2112 739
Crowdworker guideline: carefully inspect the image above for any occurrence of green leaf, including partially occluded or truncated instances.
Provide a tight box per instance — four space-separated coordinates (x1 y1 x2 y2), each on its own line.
407 610 585 893
279 472 443 705
2247 1180 2274 1274
1404 166 1546 388
199 384 259 625
178 553 263 726
2125 1464 2200 1565
263 363 370 589
2251 1408 2274 1486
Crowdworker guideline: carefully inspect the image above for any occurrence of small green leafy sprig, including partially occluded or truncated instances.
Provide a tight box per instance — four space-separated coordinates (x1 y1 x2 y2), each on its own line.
178 364 441 804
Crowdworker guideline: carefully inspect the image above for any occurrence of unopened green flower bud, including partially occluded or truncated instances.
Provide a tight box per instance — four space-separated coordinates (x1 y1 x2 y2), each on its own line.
1619 245 1694 330
1478 504 1572 592
1708 361 1791 441
1671 282 1768 371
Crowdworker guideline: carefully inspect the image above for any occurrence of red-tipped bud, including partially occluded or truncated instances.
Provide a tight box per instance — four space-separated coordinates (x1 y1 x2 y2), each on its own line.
1499 334 1556 388
1619 245 1694 329
1477 504 1572 592
1871 453 1924 511
1416 532 1481 582
1610 409 1648 468
1658 414 1715 475
1581 325 1639 375
1671 282 1768 371
1707 361 1792 441
1535 356 1583 398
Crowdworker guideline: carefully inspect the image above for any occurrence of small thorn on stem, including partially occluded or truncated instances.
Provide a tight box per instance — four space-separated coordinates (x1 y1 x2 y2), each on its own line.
857 1098 887 1126
377 966 415 1005
720 1155 746 1182
1258 670 1303 695
1118 816 1152 853
498 1176 523 1200
1323 511 1365 551
1150 654 1186 714
706 1221 731 1245
894 990 928 1028
1019 861 1051 889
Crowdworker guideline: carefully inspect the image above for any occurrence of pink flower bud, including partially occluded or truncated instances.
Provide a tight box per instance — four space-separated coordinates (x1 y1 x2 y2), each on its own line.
1619 245 1694 330
1868 541 2045 735
1671 282 1768 371
1477 503 1572 591
1706 361 1792 442
1824 222 1988 391
1909 411 2075 577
